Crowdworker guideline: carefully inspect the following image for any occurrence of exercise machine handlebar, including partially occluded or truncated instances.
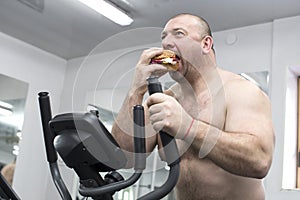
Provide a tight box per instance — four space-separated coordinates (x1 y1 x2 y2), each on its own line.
38 92 57 163
38 92 72 200
137 76 180 200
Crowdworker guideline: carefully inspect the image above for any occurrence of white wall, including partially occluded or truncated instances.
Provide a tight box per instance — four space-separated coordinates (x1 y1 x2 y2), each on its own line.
0 32 74 200
59 48 136 113
213 22 272 74
265 15 300 200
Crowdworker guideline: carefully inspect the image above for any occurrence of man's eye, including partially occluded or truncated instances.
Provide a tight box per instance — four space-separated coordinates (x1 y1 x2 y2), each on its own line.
175 31 184 36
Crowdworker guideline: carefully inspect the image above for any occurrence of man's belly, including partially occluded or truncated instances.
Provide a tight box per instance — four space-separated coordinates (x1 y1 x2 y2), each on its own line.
175 154 265 200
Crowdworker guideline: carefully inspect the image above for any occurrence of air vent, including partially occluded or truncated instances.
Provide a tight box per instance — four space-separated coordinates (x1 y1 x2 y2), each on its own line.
17 0 44 12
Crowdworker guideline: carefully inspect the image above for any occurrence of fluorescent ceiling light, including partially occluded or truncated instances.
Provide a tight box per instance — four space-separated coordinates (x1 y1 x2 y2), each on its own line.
78 0 133 26
0 100 13 116
0 100 13 109
0 107 13 116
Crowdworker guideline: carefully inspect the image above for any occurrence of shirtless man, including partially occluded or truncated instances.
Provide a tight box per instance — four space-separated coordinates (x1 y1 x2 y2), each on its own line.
111 13 275 200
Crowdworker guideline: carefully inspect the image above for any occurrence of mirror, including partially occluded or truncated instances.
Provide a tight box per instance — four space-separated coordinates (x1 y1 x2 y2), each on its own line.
0 73 29 185
240 71 269 95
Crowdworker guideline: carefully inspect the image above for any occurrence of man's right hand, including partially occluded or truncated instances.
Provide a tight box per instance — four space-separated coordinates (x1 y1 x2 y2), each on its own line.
130 48 169 96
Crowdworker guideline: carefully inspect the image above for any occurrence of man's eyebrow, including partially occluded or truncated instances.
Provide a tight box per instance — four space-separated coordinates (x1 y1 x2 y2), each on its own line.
172 28 182 32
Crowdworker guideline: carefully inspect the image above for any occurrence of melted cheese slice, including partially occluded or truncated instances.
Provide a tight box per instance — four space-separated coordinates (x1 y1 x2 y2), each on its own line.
161 57 177 65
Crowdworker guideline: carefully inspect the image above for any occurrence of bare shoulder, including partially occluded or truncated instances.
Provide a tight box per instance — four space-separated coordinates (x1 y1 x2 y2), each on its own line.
218 69 271 113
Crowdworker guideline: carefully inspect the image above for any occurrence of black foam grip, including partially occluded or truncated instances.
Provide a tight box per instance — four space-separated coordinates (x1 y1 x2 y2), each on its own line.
133 105 146 170
147 77 180 165
38 92 58 163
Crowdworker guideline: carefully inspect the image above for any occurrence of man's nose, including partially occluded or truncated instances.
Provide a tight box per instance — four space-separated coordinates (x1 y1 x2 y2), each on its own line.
161 35 175 49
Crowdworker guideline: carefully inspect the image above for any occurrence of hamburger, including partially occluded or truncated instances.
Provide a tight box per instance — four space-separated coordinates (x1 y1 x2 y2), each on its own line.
150 50 180 71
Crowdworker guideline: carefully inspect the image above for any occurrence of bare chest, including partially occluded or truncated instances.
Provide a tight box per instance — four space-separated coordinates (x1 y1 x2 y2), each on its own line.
179 91 226 129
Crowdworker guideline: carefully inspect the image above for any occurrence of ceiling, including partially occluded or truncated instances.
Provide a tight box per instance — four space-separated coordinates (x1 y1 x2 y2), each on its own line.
0 0 300 60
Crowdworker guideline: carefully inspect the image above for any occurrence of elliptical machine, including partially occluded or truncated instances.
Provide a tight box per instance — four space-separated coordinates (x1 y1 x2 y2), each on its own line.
37 77 180 200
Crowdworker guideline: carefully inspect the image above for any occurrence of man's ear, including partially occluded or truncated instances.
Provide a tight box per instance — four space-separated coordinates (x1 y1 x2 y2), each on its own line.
202 36 213 54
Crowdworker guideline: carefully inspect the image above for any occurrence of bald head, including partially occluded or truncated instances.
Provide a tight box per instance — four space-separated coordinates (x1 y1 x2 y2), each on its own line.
168 13 215 53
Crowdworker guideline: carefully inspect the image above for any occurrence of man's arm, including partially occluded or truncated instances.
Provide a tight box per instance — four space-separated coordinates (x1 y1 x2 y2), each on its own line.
111 48 168 167
111 89 158 167
190 80 275 178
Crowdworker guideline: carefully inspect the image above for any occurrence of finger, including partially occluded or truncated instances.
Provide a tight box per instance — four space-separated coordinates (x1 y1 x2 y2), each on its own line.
146 93 167 107
140 48 163 65
146 63 168 73
149 64 169 77
149 112 165 124
136 60 167 79
148 104 162 115
152 121 165 132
